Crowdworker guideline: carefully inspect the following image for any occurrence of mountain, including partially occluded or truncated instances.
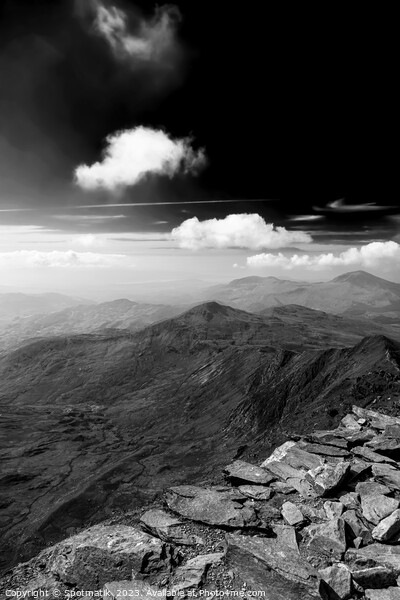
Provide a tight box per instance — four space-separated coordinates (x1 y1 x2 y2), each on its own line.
0 292 92 325
1 301 400 572
204 270 400 320
0 299 183 353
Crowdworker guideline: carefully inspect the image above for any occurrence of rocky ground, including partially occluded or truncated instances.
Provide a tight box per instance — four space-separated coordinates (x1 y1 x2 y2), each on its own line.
4 405 400 598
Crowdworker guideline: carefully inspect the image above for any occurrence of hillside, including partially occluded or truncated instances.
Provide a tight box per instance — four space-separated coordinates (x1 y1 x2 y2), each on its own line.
0 302 399 573
204 271 400 323
0 292 92 325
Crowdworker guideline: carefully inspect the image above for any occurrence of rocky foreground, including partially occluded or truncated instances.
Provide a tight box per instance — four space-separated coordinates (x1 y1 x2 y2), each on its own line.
4 406 400 599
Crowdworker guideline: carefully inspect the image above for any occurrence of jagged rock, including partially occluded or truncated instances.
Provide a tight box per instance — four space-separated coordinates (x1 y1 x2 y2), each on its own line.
385 425 400 438
308 432 349 448
341 509 373 546
361 494 399 525
257 503 281 525
263 461 317 498
226 532 320 590
139 509 202 546
338 491 360 510
306 462 350 496
356 481 391 497
349 565 397 589
372 464 400 491
223 460 274 485
324 501 344 520
103 581 159 599
283 444 325 471
301 504 327 521
352 406 400 430
305 518 347 560
298 441 350 457
319 563 352 600
19 525 177 591
341 414 362 430
364 588 400 600
372 508 400 541
272 523 300 551
238 484 273 500
165 485 259 528
366 436 400 459
346 544 400 575
170 553 224 593
338 428 376 444
281 501 305 526
260 441 297 467
270 480 296 494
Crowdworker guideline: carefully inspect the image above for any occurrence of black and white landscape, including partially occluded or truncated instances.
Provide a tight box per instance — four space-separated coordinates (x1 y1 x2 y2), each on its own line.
0 2 399 598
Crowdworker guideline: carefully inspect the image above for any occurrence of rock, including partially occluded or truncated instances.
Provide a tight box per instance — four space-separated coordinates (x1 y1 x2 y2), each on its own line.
272 524 300 551
21 525 177 591
341 414 362 430
281 501 305 526
139 509 202 546
170 553 224 593
238 484 273 500
226 532 320 590
309 432 349 448
341 509 373 546
349 565 397 589
103 581 159 599
347 459 371 483
263 461 317 498
385 425 400 438
306 462 350 496
298 441 350 457
367 437 400 459
260 441 297 467
339 428 377 444
257 503 282 525
283 444 326 470
372 508 400 541
352 405 400 430
301 504 327 521
165 485 259 528
346 544 400 575
364 588 400 600
338 491 360 510
372 464 400 491
223 460 274 485
270 481 296 494
356 481 391 497
305 518 347 560
324 501 344 520
361 494 399 525
319 563 352 600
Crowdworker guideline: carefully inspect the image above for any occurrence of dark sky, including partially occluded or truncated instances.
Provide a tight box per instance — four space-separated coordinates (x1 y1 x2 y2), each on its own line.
0 0 397 234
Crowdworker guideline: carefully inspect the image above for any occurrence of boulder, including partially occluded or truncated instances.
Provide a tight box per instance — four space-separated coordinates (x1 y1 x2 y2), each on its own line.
319 563 352 600
238 485 273 500
281 501 305 526
139 509 202 546
341 414 362 430
341 509 373 546
306 462 350 496
324 501 344 520
349 565 397 589
165 485 259 528
263 461 317 498
346 544 400 575
372 509 400 541
304 518 347 560
308 432 349 448
24 525 177 591
356 481 391 497
361 494 399 525
367 437 400 459
170 553 224 593
223 460 274 485
338 491 360 510
260 441 297 467
372 464 400 491
384 425 400 438
352 445 396 464
270 480 296 494
283 444 325 471
352 406 400 430
298 441 350 457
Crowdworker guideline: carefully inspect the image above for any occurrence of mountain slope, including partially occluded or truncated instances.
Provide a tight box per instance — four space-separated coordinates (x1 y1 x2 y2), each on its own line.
204 270 400 318
0 292 92 324
1 302 400 572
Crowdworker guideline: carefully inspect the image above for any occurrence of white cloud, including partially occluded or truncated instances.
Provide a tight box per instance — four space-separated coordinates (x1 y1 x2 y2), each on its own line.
94 2 180 67
171 214 312 250
74 127 206 192
247 241 400 270
0 250 131 269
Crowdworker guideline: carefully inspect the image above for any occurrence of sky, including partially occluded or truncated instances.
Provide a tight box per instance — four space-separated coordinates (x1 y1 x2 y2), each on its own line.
0 1 398 297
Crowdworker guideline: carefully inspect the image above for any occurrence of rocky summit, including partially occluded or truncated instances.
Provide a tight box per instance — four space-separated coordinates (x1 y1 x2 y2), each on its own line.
4 405 400 598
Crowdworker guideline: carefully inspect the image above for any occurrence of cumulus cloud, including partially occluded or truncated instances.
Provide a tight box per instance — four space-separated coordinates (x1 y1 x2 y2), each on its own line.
74 126 206 192
0 250 131 269
171 214 312 250
247 241 400 270
94 2 181 68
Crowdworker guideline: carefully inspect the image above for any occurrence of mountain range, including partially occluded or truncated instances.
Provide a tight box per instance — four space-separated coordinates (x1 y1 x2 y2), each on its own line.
1 297 400 573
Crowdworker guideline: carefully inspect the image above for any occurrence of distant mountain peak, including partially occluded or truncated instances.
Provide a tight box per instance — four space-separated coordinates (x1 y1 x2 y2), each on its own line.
332 270 390 285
